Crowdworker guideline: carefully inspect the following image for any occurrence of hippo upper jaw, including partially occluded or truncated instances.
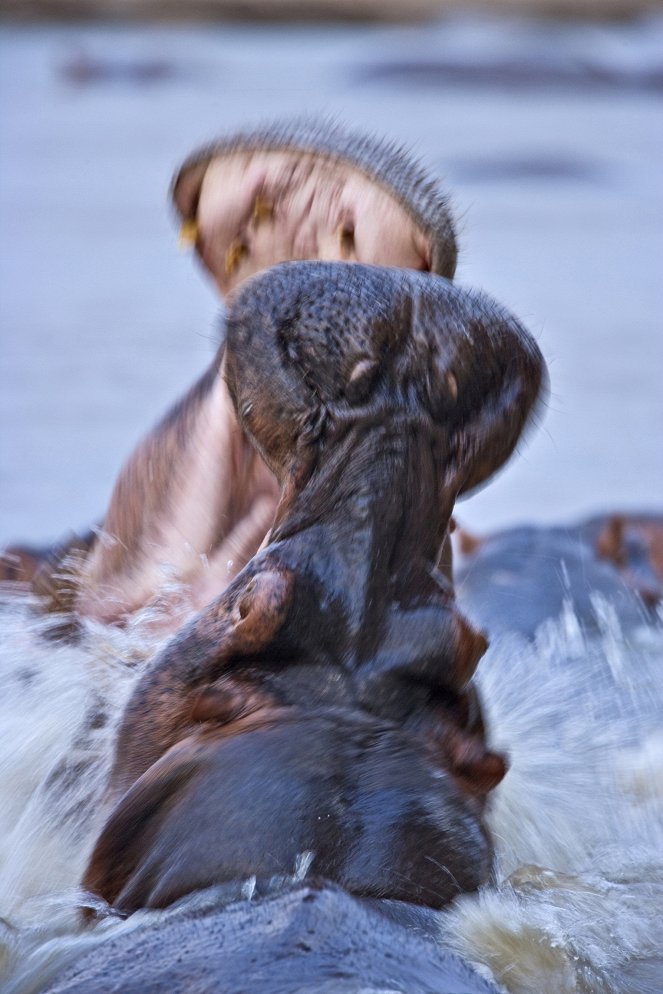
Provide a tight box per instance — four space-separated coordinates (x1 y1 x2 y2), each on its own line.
171 119 459 295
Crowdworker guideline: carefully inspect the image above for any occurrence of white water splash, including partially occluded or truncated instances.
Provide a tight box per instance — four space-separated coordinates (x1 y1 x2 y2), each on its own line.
0 594 661 993
443 608 663 994
0 595 161 920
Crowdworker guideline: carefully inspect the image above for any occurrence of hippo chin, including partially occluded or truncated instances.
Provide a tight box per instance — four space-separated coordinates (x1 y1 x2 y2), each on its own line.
83 260 544 915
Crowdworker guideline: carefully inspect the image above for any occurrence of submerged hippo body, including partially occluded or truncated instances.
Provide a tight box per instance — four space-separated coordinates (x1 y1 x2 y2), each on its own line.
455 512 663 638
84 261 544 914
48 884 500 994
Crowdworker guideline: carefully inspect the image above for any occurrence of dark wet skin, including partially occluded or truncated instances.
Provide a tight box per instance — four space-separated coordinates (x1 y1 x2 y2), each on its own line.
83 261 545 914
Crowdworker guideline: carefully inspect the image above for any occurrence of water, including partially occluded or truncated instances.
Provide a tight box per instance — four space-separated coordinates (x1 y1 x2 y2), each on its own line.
0 592 661 993
447 613 663 993
1 14 662 992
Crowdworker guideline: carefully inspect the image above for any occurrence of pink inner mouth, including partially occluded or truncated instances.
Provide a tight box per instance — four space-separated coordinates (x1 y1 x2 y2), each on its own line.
174 149 433 295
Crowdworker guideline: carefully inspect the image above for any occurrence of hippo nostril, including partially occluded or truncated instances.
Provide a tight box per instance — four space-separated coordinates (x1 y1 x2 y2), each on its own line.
446 371 458 402
349 358 374 384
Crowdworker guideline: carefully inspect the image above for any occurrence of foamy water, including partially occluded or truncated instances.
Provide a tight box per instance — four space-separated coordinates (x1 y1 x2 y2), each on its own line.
0 594 661 994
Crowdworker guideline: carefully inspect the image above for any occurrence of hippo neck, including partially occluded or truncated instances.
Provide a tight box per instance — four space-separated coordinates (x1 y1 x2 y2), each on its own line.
271 419 451 642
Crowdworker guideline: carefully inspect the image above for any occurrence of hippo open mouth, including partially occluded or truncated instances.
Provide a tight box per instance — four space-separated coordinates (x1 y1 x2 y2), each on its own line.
171 119 458 294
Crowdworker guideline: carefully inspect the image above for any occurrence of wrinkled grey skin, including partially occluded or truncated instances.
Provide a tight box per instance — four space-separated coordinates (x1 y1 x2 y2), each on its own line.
47 883 500 994
455 513 663 639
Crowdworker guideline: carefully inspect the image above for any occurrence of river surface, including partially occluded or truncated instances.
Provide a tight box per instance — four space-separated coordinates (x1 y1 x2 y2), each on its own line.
1 14 662 994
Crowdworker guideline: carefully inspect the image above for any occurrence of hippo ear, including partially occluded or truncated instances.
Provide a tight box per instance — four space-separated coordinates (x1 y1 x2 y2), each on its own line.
455 524 485 558
231 568 295 652
453 612 488 686
434 725 508 796
450 737 508 795
190 678 247 724
595 515 627 567
190 677 274 726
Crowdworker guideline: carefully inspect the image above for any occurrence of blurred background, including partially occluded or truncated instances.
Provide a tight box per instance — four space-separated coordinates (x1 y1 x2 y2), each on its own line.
1 1 662 544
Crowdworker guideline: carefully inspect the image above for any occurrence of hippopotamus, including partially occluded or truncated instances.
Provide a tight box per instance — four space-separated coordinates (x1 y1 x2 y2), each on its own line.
46 882 501 994
455 512 663 638
1 120 461 626
82 259 544 914
2 123 544 993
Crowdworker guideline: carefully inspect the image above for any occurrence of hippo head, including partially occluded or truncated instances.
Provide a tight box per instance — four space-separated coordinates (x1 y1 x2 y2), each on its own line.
84 701 495 914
